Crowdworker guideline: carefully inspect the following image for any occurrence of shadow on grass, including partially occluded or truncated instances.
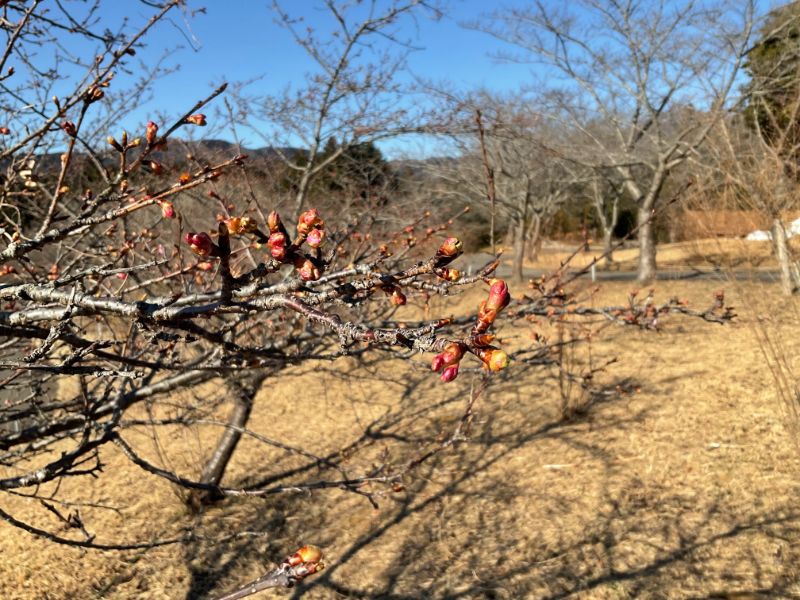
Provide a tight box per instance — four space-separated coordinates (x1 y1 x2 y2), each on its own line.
167 359 799 600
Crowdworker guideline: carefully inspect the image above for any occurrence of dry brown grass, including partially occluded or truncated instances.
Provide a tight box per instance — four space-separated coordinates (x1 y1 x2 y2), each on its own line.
526 238 800 272
2 274 800 599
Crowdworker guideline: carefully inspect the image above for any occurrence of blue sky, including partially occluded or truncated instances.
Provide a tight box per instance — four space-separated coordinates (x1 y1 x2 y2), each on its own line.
76 1 537 157
16 0 773 158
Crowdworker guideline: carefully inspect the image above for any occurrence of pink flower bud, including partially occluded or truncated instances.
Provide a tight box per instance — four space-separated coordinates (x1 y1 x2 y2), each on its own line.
440 365 459 383
148 160 164 175
196 261 214 272
185 114 207 126
268 231 288 260
184 232 215 257
297 258 320 281
0 127 10 135
306 227 325 248
116 272 128 280
145 121 158 145
158 200 175 219
297 208 324 236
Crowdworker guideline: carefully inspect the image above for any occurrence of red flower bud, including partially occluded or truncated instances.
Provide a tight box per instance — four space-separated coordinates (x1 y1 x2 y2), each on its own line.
184 232 215 257
61 121 77 137
390 289 407 306
485 279 510 312
475 279 510 333
437 237 463 258
440 364 459 383
306 227 325 248
185 114 207 126
178 172 191 185
0 127 10 135
431 342 465 373
145 121 158 145
196 261 214 272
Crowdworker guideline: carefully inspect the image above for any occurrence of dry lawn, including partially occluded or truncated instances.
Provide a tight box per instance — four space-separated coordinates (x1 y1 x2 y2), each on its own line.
2 272 800 599
528 238 800 272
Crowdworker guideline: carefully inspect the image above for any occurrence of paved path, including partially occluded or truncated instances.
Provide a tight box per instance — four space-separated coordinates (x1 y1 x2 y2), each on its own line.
458 253 784 283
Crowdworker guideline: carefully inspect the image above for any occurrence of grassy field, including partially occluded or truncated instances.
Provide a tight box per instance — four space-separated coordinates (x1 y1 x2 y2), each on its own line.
2 258 800 599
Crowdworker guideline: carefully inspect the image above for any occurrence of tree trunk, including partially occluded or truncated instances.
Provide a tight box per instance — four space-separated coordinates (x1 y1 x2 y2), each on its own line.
637 206 657 283
772 217 795 296
525 214 542 261
187 377 261 509
512 218 526 282
602 228 614 267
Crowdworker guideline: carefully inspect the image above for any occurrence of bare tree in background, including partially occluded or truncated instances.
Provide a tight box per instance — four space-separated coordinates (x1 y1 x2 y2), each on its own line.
428 99 580 281
230 0 443 212
588 167 624 267
475 0 756 282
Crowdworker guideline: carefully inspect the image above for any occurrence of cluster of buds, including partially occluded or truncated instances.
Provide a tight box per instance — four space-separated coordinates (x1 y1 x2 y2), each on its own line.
431 278 511 383
184 232 219 258
0 265 16 277
431 342 466 383
297 208 325 243
267 211 290 261
475 279 510 334
283 545 324 582
266 209 326 282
